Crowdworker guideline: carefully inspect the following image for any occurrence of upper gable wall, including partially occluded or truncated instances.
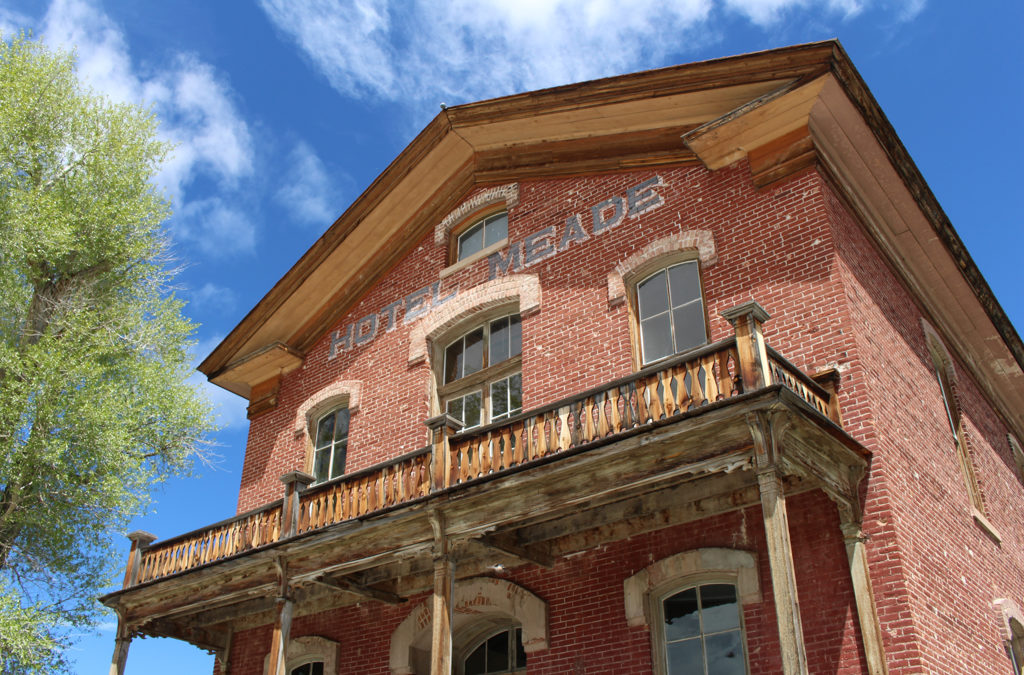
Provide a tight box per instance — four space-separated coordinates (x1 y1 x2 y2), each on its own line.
235 161 854 511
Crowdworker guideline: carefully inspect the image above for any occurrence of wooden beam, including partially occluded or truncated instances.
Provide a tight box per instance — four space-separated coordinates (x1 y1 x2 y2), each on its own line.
430 511 453 675
838 506 889 675
476 535 556 569
311 575 406 605
749 412 809 675
108 618 131 675
267 560 293 675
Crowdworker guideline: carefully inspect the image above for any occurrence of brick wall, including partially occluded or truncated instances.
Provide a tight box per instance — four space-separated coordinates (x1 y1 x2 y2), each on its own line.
227 159 1023 673
226 493 864 674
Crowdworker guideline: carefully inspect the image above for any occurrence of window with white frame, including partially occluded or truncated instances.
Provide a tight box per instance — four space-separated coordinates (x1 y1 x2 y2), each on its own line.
455 211 508 263
635 259 707 366
658 583 747 675
462 626 526 675
312 406 349 483
440 313 522 429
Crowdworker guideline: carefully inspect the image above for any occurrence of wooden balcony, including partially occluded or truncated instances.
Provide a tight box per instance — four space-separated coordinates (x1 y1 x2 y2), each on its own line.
102 302 872 672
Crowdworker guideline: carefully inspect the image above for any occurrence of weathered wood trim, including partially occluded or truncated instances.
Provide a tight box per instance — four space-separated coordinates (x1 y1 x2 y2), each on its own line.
838 506 889 675
429 511 453 675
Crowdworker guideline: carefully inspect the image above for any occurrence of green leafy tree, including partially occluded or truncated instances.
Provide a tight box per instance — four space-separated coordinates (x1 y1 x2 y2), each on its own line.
0 35 214 672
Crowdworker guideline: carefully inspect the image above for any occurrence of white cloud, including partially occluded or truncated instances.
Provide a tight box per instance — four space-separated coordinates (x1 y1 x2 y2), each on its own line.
0 8 33 38
260 0 925 108
190 282 238 316
275 141 340 226
38 0 254 250
176 199 256 256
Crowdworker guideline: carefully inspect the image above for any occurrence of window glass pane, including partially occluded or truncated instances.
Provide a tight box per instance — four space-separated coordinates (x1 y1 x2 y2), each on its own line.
672 301 706 354
331 441 347 479
485 632 510 673
290 664 311 675
490 316 510 365
463 328 485 377
509 314 521 357
667 260 700 307
484 212 508 247
700 584 740 633
445 339 464 384
663 588 700 641
334 408 350 440
310 664 323 675
514 628 526 668
491 378 509 419
313 448 330 483
638 271 670 318
641 313 673 364
458 222 484 261
465 642 487 675
705 630 745 675
315 413 335 449
508 373 522 416
463 391 482 428
665 637 703 675
446 398 464 425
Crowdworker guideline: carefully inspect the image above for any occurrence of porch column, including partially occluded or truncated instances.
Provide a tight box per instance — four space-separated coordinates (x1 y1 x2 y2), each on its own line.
425 413 462 491
722 301 772 391
429 511 454 675
839 509 889 675
267 559 294 675
108 617 131 675
757 467 809 675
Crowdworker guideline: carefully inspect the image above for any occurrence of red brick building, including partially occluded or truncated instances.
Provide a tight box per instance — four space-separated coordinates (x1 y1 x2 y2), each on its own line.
103 41 1024 675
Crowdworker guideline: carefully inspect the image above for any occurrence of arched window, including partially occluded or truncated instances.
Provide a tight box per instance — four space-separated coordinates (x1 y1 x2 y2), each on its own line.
924 327 985 515
634 258 707 366
455 211 508 263
440 313 522 429
312 406 349 483
462 626 526 675
290 662 324 675
658 583 747 675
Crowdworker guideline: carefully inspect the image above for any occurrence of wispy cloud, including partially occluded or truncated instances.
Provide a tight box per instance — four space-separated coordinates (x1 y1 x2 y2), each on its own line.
0 8 32 37
176 198 256 256
275 141 340 227
259 0 925 109
37 0 255 253
189 282 239 316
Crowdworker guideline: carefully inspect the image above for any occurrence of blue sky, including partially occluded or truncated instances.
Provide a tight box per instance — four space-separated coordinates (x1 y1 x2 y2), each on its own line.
1 0 1021 672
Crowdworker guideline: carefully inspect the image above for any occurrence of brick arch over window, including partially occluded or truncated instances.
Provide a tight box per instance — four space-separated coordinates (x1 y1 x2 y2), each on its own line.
262 635 339 675
293 380 363 437
607 229 717 306
407 275 540 365
434 183 520 246
389 578 548 675
622 547 760 628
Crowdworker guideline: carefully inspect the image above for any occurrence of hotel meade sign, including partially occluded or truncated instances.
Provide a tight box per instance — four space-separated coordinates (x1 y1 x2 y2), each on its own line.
328 176 664 360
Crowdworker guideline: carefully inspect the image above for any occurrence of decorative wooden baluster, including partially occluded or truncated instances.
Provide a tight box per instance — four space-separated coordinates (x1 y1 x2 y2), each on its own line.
660 367 676 417
609 387 622 433
558 405 572 451
703 356 721 402
509 420 524 465
532 413 546 458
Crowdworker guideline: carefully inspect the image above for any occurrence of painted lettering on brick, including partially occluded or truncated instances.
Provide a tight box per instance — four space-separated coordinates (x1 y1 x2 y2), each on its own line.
488 175 664 280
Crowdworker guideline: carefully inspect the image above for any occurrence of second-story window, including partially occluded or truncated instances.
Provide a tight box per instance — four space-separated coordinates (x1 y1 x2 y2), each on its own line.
636 259 707 365
456 211 508 262
440 314 522 429
313 407 349 483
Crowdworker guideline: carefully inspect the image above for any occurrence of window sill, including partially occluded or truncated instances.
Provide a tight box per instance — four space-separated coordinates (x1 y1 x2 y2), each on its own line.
972 508 1002 544
440 238 509 279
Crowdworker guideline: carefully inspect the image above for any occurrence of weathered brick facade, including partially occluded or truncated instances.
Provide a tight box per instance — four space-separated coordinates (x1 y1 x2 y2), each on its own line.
104 43 1024 675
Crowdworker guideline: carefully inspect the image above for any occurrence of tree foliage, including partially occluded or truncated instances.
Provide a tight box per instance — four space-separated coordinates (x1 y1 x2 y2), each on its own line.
0 35 214 671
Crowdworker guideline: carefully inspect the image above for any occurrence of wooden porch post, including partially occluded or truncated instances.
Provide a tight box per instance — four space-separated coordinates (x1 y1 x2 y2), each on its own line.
748 411 808 675
429 511 454 675
267 559 293 675
425 413 462 491
839 508 889 675
721 301 772 391
280 471 314 538
121 530 156 588
108 616 131 675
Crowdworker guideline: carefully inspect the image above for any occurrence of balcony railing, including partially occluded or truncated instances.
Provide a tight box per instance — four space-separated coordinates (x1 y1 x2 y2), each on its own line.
119 302 838 589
